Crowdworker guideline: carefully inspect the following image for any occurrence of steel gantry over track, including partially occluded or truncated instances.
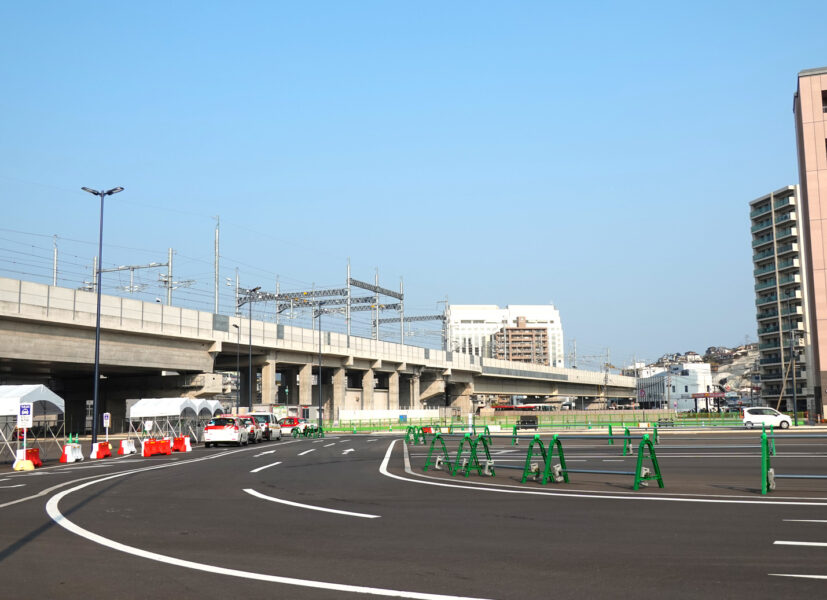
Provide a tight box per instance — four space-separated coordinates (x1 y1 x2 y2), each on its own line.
235 266 445 345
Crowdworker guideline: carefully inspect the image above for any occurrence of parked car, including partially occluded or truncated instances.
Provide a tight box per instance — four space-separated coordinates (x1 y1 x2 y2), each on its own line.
203 416 249 447
248 413 282 441
743 407 791 429
278 417 305 435
239 416 263 443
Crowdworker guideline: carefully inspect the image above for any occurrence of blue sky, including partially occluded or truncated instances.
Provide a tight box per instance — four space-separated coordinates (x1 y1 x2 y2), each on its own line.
1 1 825 369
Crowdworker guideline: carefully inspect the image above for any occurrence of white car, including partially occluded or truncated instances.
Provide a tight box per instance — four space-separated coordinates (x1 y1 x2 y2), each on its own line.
239 416 263 443
203 416 249 447
248 413 282 441
743 407 792 430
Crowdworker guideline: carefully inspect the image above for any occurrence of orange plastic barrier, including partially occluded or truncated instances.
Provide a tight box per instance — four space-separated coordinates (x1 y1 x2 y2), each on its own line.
21 448 42 467
172 436 192 452
142 438 172 457
60 444 84 463
90 442 112 460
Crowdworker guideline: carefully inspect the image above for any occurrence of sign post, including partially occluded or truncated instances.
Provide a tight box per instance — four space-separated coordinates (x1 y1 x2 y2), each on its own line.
103 412 111 443
17 402 33 457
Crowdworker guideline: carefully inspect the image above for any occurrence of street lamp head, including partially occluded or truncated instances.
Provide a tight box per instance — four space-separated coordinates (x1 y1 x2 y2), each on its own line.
251 286 261 293
105 187 125 195
81 187 100 195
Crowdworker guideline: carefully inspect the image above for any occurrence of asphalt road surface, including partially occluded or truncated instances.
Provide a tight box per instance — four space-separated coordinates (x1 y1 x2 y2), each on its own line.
2 431 827 599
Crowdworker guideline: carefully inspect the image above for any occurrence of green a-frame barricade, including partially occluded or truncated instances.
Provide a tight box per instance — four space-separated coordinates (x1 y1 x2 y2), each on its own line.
423 432 494 477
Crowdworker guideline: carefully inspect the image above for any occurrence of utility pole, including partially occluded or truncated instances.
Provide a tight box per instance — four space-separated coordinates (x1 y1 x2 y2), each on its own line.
214 216 220 314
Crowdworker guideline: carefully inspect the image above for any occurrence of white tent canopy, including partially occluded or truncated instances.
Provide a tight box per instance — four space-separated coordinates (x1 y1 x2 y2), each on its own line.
0 385 65 417
126 398 222 420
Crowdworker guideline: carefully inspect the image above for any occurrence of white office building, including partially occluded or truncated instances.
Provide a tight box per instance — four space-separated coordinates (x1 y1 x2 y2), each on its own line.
638 363 713 411
446 304 564 367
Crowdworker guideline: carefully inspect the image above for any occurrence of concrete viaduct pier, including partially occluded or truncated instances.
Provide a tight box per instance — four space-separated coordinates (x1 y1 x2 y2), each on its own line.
0 277 635 430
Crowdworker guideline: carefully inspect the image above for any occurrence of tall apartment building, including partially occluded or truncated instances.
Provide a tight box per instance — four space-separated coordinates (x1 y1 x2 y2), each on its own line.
794 66 827 417
492 316 550 365
446 304 564 367
750 185 813 411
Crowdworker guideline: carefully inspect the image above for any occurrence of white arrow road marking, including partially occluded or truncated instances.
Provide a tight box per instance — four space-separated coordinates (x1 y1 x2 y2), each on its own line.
342 449 355 455
243 489 380 519
254 450 276 458
250 461 282 473
298 449 315 456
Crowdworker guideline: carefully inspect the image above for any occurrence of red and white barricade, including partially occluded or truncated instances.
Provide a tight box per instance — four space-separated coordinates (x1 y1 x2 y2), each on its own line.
90 442 112 460
60 443 84 463
117 439 137 455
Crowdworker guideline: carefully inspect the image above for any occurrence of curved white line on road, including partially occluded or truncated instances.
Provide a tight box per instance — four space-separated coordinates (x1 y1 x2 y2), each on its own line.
243 488 379 518
45 447 493 600
379 440 827 507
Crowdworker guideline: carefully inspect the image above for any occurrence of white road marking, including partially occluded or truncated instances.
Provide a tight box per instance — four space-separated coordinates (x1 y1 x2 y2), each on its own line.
783 519 827 523
44 461 490 599
602 460 625 462
383 441 827 506
298 449 316 456
774 540 827 547
367 439 377 443
243 489 379 519
254 450 276 457
770 573 827 580
250 461 282 474
0 484 25 489
324 443 336 447
342 449 355 455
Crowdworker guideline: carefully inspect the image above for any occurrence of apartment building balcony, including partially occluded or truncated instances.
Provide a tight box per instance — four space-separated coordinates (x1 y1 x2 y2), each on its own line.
755 279 777 292
750 204 772 218
752 234 774 248
753 248 775 261
751 219 773 233
781 305 803 318
759 340 781 351
775 212 797 227
776 242 798 256
756 295 777 307
774 196 796 210
778 273 801 287
757 324 780 336
754 263 776 277
780 289 802 302
776 258 799 272
757 309 778 322
776 227 798 242
760 356 782 366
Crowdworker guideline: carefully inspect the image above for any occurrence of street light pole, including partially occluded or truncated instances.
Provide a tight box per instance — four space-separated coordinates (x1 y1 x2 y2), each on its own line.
81 186 124 445
232 323 240 412
318 309 323 433
248 286 260 410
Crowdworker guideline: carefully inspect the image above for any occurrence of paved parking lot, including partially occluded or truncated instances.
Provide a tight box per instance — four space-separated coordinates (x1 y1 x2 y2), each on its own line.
2 431 827 599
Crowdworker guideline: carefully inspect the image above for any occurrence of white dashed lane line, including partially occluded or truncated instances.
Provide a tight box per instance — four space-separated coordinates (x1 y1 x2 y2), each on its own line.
342 449 355 455
250 461 282 474
298 449 316 456
323 443 336 447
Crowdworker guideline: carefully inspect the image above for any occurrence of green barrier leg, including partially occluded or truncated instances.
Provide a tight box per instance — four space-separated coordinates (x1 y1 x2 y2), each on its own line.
608 424 613 445
522 434 545 483
540 434 569 484
475 434 494 476
511 424 519 446
653 423 659 444
622 427 631 456
423 433 452 472
761 431 771 494
633 434 664 490
451 433 474 477
404 426 412 445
